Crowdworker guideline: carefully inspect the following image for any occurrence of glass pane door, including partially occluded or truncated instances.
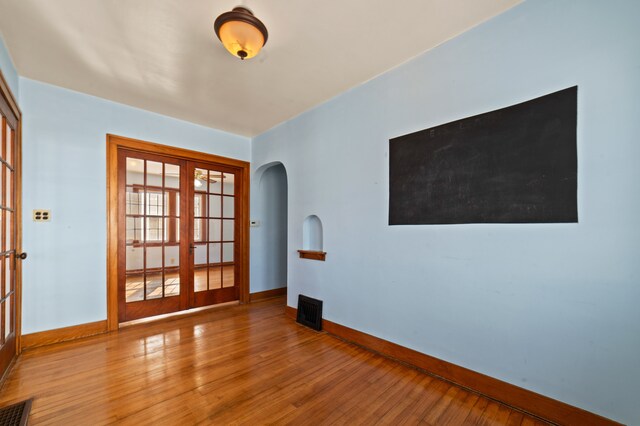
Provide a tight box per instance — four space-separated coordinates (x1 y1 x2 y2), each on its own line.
190 163 239 307
0 115 17 374
117 148 244 322
118 150 186 322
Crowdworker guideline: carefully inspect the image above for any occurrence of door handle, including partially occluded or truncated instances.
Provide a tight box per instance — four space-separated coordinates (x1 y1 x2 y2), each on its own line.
17 252 27 260
189 244 195 255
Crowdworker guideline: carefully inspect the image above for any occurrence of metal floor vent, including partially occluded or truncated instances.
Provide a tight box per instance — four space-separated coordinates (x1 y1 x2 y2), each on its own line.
296 295 323 331
0 398 32 426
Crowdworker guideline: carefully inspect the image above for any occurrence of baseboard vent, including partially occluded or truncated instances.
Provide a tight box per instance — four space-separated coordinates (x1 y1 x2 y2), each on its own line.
296 295 323 331
0 398 33 426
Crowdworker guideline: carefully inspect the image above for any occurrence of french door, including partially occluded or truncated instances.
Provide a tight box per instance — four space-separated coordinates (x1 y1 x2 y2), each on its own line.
0 80 20 377
117 148 244 322
189 161 239 308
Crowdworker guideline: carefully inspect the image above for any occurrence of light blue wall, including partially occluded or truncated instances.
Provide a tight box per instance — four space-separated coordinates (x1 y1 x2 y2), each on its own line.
251 0 640 423
20 77 250 334
0 32 19 101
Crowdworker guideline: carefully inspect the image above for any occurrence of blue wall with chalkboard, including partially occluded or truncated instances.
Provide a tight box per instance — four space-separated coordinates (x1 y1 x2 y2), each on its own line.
252 1 640 423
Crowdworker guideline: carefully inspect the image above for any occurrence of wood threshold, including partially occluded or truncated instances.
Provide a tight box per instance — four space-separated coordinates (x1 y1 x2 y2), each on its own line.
297 250 326 261
250 287 286 302
119 301 239 328
21 320 108 350
285 306 621 426
0 356 17 390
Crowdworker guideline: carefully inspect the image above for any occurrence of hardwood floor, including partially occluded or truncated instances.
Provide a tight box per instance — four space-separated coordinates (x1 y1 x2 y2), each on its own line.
0 297 549 425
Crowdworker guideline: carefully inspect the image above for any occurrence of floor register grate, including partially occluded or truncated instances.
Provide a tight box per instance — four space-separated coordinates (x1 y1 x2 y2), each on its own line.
0 398 32 426
296 295 323 331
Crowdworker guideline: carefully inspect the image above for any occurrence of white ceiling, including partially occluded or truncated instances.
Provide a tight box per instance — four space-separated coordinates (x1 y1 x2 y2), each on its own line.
0 0 520 137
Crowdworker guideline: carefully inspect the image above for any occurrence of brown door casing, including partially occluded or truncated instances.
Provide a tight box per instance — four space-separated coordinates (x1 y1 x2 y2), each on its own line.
107 135 249 328
0 70 22 378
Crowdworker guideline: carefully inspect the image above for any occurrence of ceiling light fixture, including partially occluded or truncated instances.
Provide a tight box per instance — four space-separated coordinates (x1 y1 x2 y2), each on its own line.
214 6 268 60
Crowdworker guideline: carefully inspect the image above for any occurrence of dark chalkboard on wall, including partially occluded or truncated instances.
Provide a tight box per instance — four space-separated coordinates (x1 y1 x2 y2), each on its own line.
389 86 578 225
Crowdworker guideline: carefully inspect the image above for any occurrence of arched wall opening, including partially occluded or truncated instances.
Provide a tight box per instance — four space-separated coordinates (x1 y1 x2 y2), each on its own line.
252 162 288 293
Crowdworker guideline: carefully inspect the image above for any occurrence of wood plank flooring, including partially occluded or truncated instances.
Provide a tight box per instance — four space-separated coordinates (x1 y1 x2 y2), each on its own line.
0 297 550 425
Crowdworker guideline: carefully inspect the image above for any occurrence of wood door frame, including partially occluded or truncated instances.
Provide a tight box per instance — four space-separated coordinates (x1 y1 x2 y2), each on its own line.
106 134 250 331
0 70 22 360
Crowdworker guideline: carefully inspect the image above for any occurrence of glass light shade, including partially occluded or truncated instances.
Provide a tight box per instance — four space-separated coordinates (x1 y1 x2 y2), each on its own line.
219 20 265 60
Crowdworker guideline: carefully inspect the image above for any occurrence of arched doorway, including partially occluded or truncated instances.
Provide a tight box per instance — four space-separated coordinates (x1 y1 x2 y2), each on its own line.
252 163 288 297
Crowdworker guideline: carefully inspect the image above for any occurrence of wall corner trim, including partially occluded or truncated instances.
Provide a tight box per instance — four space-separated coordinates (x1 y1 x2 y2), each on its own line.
250 287 287 302
21 320 108 350
284 306 621 426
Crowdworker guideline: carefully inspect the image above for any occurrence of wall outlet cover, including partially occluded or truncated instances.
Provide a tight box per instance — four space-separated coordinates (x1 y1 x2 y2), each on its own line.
33 210 51 222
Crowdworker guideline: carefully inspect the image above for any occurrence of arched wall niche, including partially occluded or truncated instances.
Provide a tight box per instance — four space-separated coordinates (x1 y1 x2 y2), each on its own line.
299 215 326 261
303 215 323 251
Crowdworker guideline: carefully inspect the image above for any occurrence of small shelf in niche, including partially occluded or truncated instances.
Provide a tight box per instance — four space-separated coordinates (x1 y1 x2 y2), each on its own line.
298 250 326 261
